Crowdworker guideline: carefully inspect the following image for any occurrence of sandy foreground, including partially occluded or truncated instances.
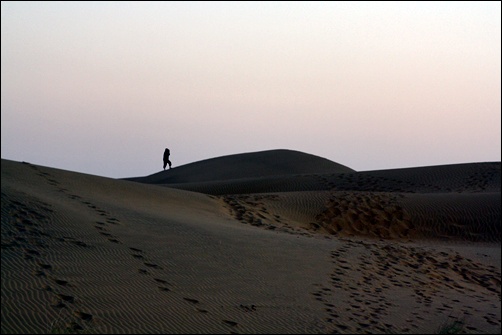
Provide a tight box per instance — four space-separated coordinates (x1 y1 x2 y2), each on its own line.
1 150 500 334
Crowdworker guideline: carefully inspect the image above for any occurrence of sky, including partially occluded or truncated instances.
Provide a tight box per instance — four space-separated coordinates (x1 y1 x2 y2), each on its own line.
2 1 501 179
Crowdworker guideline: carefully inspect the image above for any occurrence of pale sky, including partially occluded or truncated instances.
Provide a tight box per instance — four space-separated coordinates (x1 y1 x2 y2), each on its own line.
2 1 501 178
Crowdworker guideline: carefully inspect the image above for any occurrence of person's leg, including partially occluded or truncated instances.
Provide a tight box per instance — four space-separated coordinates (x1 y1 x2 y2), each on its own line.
163 161 167 170
168 160 172 169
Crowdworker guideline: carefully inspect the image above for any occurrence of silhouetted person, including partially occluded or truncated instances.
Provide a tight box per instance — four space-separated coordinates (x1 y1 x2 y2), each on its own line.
163 148 172 170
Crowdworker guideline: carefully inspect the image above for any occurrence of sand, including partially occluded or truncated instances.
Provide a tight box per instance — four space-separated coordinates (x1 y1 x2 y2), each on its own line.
1 149 500 334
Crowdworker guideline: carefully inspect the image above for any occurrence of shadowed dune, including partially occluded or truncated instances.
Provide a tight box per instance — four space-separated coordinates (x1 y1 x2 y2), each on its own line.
148 161 500 195
124 149 355 184
2 151 500 334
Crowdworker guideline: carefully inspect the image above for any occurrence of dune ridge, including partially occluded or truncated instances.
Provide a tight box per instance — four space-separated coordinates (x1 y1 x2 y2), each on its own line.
1 150 500 334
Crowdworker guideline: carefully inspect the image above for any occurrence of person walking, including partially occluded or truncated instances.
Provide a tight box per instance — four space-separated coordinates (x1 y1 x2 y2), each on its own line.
163 148 172 170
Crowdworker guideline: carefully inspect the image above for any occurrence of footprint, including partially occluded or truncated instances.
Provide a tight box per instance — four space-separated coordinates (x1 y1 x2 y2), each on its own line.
37 263 52 270
57 294 74 303
32 270 45 277
53 279 69 286
108 238 120 244
130 247 143 252
24 248 40 256
70 240 88 247
144 263 161 269
74 311 93 321
239 304 257 312
184 298 199 304
223 320 238 327
51 300 66 309
66 322 84 332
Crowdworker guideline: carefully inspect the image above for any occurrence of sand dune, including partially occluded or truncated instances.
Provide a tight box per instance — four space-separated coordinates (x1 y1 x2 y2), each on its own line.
124 149 355 184
1 150 500 334
129 152 500 243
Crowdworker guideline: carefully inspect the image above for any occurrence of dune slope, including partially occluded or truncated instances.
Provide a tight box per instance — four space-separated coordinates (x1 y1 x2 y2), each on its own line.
1 155 500 334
